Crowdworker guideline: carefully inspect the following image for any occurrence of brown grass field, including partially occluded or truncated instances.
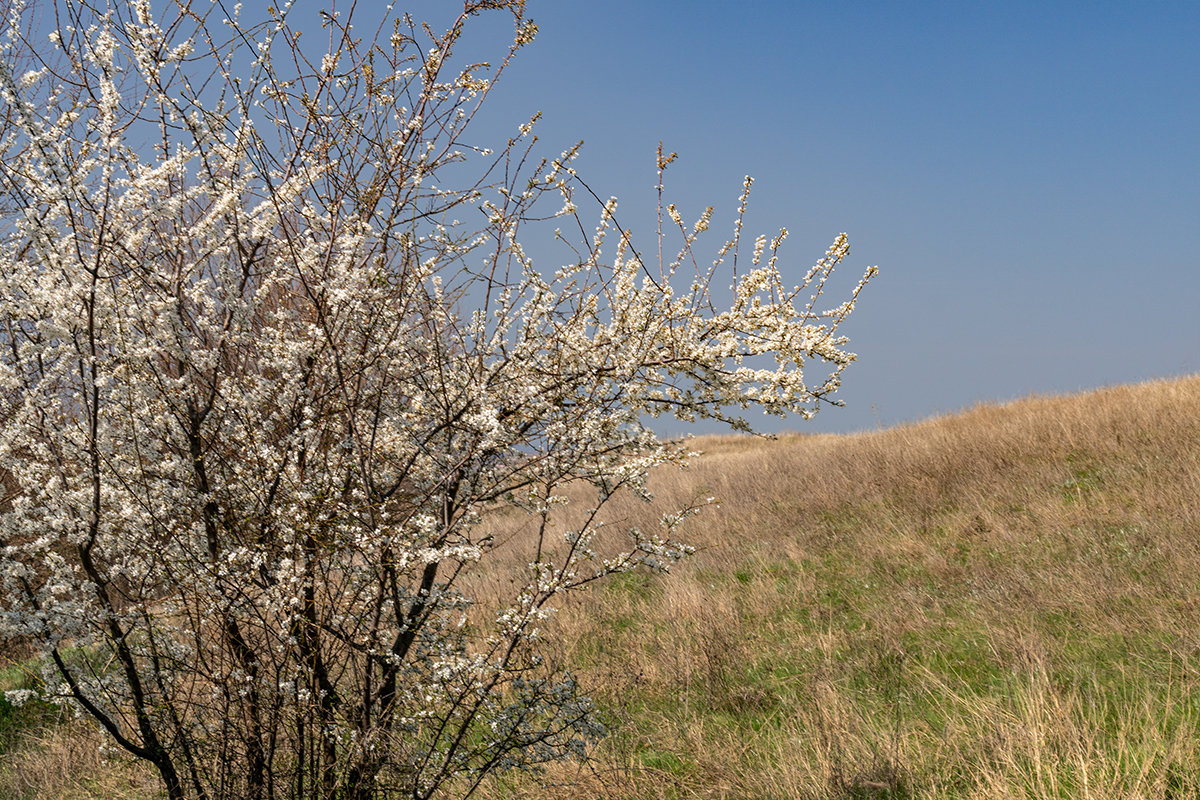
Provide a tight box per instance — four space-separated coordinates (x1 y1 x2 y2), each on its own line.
5 374 1200 799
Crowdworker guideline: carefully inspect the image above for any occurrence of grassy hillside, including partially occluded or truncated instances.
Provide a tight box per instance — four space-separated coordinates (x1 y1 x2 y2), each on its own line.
5 375 1200 799
502 375 1200 799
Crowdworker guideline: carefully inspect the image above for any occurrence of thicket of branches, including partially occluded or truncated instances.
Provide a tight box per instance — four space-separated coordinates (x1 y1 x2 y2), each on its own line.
0 1 873 798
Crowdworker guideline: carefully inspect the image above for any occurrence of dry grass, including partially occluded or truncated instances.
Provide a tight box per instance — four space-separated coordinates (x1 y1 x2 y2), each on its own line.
6 375 1200 798
485 374 1200 799
0 720 159 800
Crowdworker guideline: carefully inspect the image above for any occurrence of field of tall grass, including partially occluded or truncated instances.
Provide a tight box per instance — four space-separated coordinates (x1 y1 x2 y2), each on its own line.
5 374 1200 799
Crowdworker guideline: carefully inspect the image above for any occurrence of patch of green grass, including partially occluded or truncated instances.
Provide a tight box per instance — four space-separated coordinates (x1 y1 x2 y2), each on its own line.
602 570 658 602
637 748 691 776
0 657 56 756
1059 451 1106 503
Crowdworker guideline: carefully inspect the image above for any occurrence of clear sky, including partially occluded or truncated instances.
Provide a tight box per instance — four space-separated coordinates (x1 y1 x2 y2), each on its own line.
442 0 1198 434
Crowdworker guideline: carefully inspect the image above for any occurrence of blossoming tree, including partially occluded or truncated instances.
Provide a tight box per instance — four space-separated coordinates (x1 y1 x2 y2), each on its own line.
0 1 874 798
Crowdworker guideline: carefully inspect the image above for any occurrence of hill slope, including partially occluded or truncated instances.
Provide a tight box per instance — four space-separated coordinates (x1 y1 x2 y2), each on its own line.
5 375 1200 799
516 375 1200 799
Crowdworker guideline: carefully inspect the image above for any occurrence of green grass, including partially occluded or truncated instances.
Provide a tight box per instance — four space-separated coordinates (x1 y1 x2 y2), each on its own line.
0 657 55 756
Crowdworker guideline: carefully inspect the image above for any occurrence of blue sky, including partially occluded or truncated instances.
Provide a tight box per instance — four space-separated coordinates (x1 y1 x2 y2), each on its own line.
480 1 1200 434
361 2 1200 433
